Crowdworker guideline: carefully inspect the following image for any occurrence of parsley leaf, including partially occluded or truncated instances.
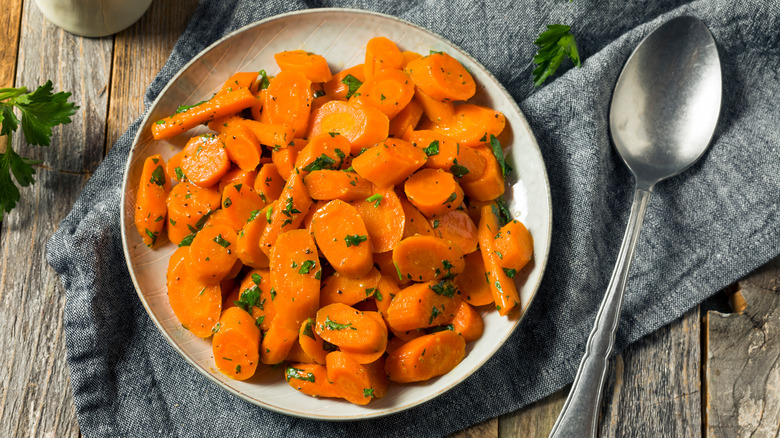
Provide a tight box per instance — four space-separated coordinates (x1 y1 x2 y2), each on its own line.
174 100 206 115
503 268 518 278
285 366 315 383
234 285 263 313
489 135 512 177
323 316 357 331
366 193 383 208
449 162 469 178
13 81 79 146
302 154 336 172
345 234 368 247
423 140 439 156
298 260 316 274
429 280 457 298
213 234 231 248
532 24 581 87
341 74 363 99
258 70 270 90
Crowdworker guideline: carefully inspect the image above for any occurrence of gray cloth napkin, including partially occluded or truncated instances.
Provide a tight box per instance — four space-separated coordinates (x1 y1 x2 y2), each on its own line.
47 0 780 436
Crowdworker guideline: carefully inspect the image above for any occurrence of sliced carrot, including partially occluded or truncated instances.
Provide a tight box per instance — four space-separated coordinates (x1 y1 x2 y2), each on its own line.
260 323 299 366
430 209 478 254
302 199 327 234
409 130 485 183
388 98 423 138
385 281 460 332
392 235 465 282
478 205 520 315
421 104 506 147
285 340 318 364
263 70 312 137
166 182 221 245
272 138 308 181
414 88 455 124
493 219 534 273
400 198 435 238
315 303 385 354
450 301 484 342
249 88 265 121
187 224 240 284
373 274 400 320
339 311 388 364
135 154 170 247
349 69 415 119
372 250 410 286
275 50 333 83
286 363 341 398
303 169 372 202
151 87 258 140
364 37 404 79
362 356 389 400
307 100 389 155
310 200 373 277
352 185 405 253
319 268 382 307
401 51 422 68
219 168 257 194
404 168 464 217
214 72 260 99
212 306 261 380
258 172 313 256
298 318 333 365
166 247 221 337
253 162 286 203
454 251 494 306
405 52 476 102
235 208 270 268
220 182 265 230
239 118 295 149
215 120 262 171
461 144 505 201
293 133 350 173
203 208 237 232
229 268 275 331
179 134 230 188
324 64 366 101
166 151 186 182
385 330 465 383
351 138 427 188
325 351 374 405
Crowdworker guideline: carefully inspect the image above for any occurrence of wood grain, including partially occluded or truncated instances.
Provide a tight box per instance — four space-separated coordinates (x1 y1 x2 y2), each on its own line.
0 0 22 88
105 0 199 151
705 257 780 438
449 418 498 438
498 388 567 437
0 0 112 436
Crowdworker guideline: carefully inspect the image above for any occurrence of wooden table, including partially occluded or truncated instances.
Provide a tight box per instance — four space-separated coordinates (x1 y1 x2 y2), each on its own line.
1 2 777 437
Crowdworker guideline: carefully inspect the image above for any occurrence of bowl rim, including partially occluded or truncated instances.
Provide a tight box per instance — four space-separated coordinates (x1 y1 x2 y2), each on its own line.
120 7 553 421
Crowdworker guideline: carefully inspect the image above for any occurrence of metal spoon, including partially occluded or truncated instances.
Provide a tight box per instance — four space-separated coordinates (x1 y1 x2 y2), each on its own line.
549 16 721 438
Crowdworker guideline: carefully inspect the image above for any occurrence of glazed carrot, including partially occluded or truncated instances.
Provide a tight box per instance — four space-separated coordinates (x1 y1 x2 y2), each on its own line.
271 138 307 181
325 352 373 405
215 120 262 171
263 70 313 137
212 306 261 380
166 247 221 337
388 98 423 138
351 138 427 188
364 37 404 79
405 52 476 102
285 341 318 364
307 100 389 155
404 168 464 218
262 229 321 364
235 208 270 268
253 163 286 203
409 130 485 183
219 168 257 194
310 200 373 277
450 301 484 342
339 311 388 365
393 235 465 282
391 327 426 342
293 133 350 173
303 170 372 201
349 69 415 119
324 64 366 101
319 268 382 307
302 199 327 234
352 185 405 253
239 118 295 149
298 318 333 365
421 104 506 147
430 209 478 254
180 134 230 188
275 50 332 83
214 72 259 99
362 356 390 399
454 251 494 306
414 88 455 124
151 87 257 140
400 198 435 238
493 219 534 273
372 251 410 286
373 274 400 320
230 268 275 331
314 303 385 354
478 205 520 315
166 182 221 245
385 281 461 331
401 51 422 68
187 224 240 284
461 145 505 201
166 151 186 182
221 183 266 230
135 154 170 247
258 173 313 256
249 88 265 121
286 363 341 398
385 330 465 383
203 209 237 231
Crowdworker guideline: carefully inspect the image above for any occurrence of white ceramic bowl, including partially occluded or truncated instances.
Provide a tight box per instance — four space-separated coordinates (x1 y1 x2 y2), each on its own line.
120 8 552 420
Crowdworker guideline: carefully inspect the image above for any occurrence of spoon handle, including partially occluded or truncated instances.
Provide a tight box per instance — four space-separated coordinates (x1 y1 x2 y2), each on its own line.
549 187 652 438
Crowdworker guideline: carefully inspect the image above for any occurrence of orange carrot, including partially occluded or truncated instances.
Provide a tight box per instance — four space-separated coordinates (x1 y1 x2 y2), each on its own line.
409 130 485 183
372 250 410 286
339 310 388 365
493 219 534 273
214 120 262 171
478 204 520 315
461 144 505 201
310 200 373 277
401 51 422 68
362 356 390 400
212 306 261 380
351 138 427 188
400 198 435 238
454 251 494 306
227 268 275 331
151 87 258 140
298 318 333 365
352 185 405 253
349 69 415 119
373 274 400 320
258 172 313 256
135 154 170 247
286 363 341 398
405 52 476 102
303 170 372 202
385 330 465 383
325 351 374 405
263 70 313 137
285 341 318 364
450 301 484 342
271 138 308 181
364 37 404 79
187 224 240 284
385 281 461 331
203 209 237 232
414 88 455 124
219 168 257 194
404 168 464 217
166 247 221 337
421 104 505 147
214 72 259 99
307 100 389 155
235 207 270 268
166 182 221 245
314 303 386 354
293 133 350 173
430 209 478 254
324 64 366 101
392 235 465 282
253 162 286 203
302 199 327 234
319 268 382 307
180 134 230 188
388 98 423 138
166 150 186 182
239 118 295 149
220 182 265 230
275 50 332 83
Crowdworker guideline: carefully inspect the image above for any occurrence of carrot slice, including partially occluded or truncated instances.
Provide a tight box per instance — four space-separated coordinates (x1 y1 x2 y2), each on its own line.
214 72 259 99
319 268 382 307
352 185 405 253
263 70 313 137
362 356 390 400
339 311 388 364
385 330 465 383
405 52 476 102
373 274 400 320
410 130 485 183
135 154 170 247
230 268 275 331
215 120 262 171
400 198 435 238
166 182 221 245
385 281 460 332
298 318 333 365
203 209 237 232
404 168 464 217
166 151 186 182
494 219 534 273
239 118 295 149
303 169 372 202
450 300 484 342
275 50 333 83
325 352 374 405
454 251 494 306
349 69 415 119
286 363 341 398
212 306 261 380
388 98 423 138
478 204 520 315
422 104 506 147
401 51 422 68
220 183 265 231
461 144 505 201
314 303 386 354
414 88 455 124
179 134 230 188
293 133 350 173
351 137 428 188
253 162 286 204
393 235 465 282
324 64 366 101
310 200 373 277
364 37 404 79
187 224 240 284
235 208 270 268
151 87 258 140
307 100 389 155
430 209 478 254
372 250 410 286
166 247 221 337
258 172 313 256
219 168 257 194
271 138 307 181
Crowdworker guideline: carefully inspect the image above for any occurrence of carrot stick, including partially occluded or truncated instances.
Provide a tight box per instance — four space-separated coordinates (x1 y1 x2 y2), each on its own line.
494 219 534 273
303 170 373 202
454 251 494 306
307 100 389 155
404 168 464 218
430 209 478 254
166 247 222 337
187 223 240 284
392 235 465 282
258 172 313 256
351 138 427 188
179 134 230 188
349 69 415 119
385 281 461 331
461 144 505 201
151 87 258 140
364 37 404 79
135 154 170 247
263 70 313 137
478 204 520 315
275 50 333 83
384 330 466 383
310 200 374 277
405 52 476 102
352 185 405 253
450 300 484 342
319 267 382 307
214 72 259 99
212 306 261 380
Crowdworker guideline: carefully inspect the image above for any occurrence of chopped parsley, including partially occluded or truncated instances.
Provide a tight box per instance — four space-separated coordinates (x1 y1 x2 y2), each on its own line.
213 234 231 248
503 268 517 279
423 140 439 156
234 285 263 312
323 316 356 331
149 165 166 186
302 154 336 172
366 193 383 208
443 192 458 204
344 234 368 247
429 280 457 298
285 366 315 383
298 260 316 274
258 70 270 89
341 74 363 99
175 100 206 114
489 135 512 177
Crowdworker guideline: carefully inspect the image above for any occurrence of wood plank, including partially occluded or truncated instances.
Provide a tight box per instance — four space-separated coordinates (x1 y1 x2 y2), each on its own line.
0 0 22 87
0 0 112 436
105 0 199 151
598 306 701 437
498 388 567 437
705 256 780 437
449 418 498 438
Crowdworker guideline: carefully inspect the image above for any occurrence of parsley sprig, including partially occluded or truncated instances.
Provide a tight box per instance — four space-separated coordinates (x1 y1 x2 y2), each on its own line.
0 81 78 220
532 24 581 86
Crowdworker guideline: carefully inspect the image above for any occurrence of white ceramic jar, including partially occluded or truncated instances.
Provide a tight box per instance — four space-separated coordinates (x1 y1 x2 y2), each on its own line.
34 0 154 37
